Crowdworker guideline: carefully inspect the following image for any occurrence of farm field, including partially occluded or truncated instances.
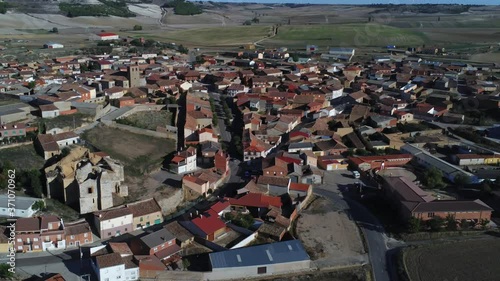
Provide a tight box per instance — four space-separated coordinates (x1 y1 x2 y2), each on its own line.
82 125 175 177
266 23 428 48
126 25 272 46
403 239 500 281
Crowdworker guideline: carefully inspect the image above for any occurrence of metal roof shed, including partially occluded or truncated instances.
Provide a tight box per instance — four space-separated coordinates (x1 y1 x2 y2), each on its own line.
208 240 311 279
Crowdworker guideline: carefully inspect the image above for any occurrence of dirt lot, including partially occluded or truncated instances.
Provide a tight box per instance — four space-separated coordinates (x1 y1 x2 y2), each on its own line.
404 239 500 281
118 110 173 130
266 266 370 281
296 196 366 268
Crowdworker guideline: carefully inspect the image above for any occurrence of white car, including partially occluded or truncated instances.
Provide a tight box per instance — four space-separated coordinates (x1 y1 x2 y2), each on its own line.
352 171 360 179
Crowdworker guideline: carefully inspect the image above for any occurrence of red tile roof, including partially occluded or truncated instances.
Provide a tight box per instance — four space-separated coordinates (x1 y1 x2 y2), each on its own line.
210 200 230 214
289 183 311 192
191 210 226 236
98 32 118 37
227 193 282 208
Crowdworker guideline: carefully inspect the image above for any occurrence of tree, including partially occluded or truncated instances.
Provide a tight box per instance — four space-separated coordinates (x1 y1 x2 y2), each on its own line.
480 219 490 230
32 200 45 211
406 217 421 233
460 219 470 230
177 44 189 54
0 264 14 279
243 20 252 26
27 81 36 89
453 174 470 188
80 63 89 72
251 17 259 23
290 53 299 62
480 180 492 195
445 214 457 231
427 217 445 232
422 167 446 189
61 147 71 157
133 24 143 31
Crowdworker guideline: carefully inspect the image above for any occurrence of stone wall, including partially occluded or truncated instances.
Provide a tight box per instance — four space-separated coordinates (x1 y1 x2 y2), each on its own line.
157 187 183 215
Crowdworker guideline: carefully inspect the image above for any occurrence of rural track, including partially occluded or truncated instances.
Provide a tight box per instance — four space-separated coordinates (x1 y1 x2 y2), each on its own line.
254 24 279 46
23 13 72 28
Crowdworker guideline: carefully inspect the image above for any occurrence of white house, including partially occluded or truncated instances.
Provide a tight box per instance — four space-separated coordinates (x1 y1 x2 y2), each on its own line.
171 146 197 174
97 32 120 41
92 252 139 281
44 42 64 49
0 195 39 218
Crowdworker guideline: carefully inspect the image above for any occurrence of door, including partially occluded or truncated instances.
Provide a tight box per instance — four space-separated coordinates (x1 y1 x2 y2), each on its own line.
76 241 80 247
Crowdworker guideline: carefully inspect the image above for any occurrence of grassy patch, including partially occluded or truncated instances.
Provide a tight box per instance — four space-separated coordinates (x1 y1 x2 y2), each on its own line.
43 198 80 222
116 110 173 131
0 145 45 171
269 23 427 48
404 240 500 281
81 125 175 176
42 114 94 132
15 29 49 34
136 25 271 46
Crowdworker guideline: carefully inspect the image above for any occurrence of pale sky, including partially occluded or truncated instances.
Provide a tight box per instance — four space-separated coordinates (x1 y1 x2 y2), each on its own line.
200 0 499 5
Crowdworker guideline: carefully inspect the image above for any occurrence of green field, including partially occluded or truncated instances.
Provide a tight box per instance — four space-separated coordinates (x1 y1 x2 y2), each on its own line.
82 125 176 176
0 145 45 171
387 18 500 29
129 25 272 46
268 23 428 48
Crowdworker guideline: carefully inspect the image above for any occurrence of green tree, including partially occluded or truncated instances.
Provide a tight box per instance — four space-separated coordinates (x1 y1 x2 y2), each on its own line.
27 81 36 89
445 214 457 231
133 24 143 31
51 27 59 33
61 147 71 157
453 174 470 188
427 217 445 232
177 44 189 54
32 200 46 211
0 161 15 190
422 167 446 189
406 217 421 233
290 53 299 62
0 263 14 279
460 219 470 230
480 219 490 229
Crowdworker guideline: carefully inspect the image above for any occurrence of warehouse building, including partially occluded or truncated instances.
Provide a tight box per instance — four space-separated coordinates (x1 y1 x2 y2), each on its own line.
208 240 310 280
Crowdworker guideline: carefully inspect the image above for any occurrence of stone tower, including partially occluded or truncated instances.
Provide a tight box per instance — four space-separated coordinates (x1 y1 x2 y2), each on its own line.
127 65 140 88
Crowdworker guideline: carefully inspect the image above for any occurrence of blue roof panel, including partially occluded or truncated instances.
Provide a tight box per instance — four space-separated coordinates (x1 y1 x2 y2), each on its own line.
209 240 310 269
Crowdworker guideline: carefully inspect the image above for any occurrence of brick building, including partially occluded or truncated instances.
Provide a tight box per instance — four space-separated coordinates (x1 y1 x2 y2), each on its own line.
383 176 492 223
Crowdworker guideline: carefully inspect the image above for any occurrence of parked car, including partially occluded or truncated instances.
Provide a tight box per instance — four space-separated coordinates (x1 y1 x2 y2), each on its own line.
352 171 360 179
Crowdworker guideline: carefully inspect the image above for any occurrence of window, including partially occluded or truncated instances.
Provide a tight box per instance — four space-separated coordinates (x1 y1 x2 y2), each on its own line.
125 228 127 231
108 232 112 236
140 217 143 222
116 276 121 279
84 233 88 238
34 245 39 249
257 267 267 274
33 238 38 242
85 239 89 243
18 246 22 250
154 247 158 252
427 212 435 218
88 187 93 194
17 239 21 242
70 242 73 246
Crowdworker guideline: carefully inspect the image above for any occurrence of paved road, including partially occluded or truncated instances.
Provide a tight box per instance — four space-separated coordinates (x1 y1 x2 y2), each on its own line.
208 92 232 143
314 171 391 281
